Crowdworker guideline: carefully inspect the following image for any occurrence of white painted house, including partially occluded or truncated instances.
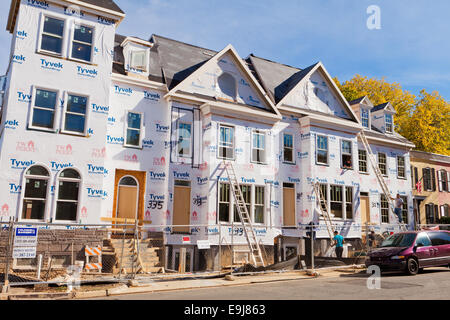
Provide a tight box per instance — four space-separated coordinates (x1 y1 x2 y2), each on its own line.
0 0 415 271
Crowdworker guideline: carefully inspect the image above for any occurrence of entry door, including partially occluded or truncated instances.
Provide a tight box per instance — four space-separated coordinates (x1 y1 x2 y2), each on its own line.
117 176 138 220
173 184 191 233
360 196 370 225
283 186 296 226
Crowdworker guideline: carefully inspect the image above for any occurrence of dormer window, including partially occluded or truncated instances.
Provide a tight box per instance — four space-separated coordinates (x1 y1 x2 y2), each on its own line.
385 114 393 133
361 108 370 129
217 73 237 101
130 50 148 72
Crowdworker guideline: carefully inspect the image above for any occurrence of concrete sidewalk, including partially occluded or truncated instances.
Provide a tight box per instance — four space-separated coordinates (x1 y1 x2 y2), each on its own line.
1 267 363 300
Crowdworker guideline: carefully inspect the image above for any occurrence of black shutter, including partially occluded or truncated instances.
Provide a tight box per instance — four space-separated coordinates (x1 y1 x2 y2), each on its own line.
431 168 436 191
434 205 439 222
414 167 418 185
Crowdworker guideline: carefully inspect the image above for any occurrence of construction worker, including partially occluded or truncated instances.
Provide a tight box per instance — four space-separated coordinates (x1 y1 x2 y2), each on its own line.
331 231 344 258
391 194 404 223
368 230 376 248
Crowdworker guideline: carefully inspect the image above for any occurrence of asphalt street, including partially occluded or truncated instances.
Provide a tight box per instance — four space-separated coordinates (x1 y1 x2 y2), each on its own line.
101 267 450 300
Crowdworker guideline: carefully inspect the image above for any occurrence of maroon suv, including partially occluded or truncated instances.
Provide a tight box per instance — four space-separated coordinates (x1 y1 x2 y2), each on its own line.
365 230 450 275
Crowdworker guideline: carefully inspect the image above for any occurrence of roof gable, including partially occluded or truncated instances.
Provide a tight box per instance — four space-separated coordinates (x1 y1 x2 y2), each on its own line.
166 44 280 115
372 102 396 113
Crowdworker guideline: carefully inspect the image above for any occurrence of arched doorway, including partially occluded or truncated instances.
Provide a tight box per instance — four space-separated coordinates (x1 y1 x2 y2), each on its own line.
116 176 139 220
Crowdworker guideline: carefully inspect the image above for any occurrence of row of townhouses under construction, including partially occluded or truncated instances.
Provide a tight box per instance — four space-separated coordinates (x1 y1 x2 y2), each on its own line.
0 0 428 271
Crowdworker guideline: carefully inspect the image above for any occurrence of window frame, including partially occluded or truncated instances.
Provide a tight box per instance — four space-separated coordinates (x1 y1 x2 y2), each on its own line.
129 49 149 72
380 194 390 224
53 168 82 223
360 107 370 129
438 170 448 192
61 91 90 136
345 186 353 220
18 164 51 222
316 135 329 165
251 129 266 164
218 182 231 223
123 111 144 149
217 124 235 161
68 21 96 64
400 195 408 224
378 152 388 176
329 185 344 219
341 139 353 170
254 185 265 224
397 156 406 179
28 86 60 133
358 149 368 174
385 113 393 134
37 13 67 57
283 133 295 164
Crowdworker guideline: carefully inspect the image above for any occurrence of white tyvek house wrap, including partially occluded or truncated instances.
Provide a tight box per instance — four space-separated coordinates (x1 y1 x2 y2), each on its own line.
0 1 116 223
283 70 352 120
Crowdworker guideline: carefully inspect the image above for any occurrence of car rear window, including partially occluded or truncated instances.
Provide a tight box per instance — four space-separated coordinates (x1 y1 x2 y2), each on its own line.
427 232 450 246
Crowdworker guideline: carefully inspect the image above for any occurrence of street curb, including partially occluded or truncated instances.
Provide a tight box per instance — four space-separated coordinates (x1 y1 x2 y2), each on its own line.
8 292 74 300
73 290 108 299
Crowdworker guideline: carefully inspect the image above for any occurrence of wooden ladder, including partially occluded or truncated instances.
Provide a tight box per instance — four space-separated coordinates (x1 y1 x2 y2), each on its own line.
313 182 335 242
358 131 407 231
223 161 265 267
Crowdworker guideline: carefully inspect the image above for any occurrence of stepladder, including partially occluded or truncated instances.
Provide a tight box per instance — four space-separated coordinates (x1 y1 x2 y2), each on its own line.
358 131 408 232
223 161 265 267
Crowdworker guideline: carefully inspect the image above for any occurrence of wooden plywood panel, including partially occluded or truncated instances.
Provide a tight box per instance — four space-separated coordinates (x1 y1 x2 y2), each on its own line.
283 187 295 226
118 186 138 220
360 196 370 225
173 186 191 233
112 170 146 223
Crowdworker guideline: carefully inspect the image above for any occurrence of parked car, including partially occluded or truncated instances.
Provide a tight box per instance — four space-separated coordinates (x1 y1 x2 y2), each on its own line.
365 230 450 275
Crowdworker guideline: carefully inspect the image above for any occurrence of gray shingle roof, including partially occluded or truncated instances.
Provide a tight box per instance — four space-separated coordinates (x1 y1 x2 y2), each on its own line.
348 96 366 105
78 0 124 14
372 102 390 112
410 150 450 164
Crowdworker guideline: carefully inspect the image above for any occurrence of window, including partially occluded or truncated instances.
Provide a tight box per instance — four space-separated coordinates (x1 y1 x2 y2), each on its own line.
40 16 65 55
440 205 449 218
218 125 234 160
316 135 328 165
178 122 192 157
21 165 50 220
438 170 448 192
425 204 437 224
358 150 368 173
400 196 408 224
125 112 143 147
411 166 415 188
345 187 353 220
217 73 236 100
378 153 387 176
341 140 353 169
130 50 148 71
330 185 343 218
415 233 432 247
385 114 393 133
71 24 93 62
414 167 419 188
55 169 81 221
380 194 389 223
254 186 265 224
283 134 294 163
31 88 58 130
219 183 230 222
234 185 251 223
397 156 405 179
252 130 266 163
361 108 370 129
423 168 436 191
428 232 450 246
63 94 88 134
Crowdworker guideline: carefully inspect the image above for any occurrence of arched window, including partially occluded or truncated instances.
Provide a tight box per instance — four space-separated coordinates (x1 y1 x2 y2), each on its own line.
119 176 138 186
217 72 236 100
55 168 81 221
22 165 50 220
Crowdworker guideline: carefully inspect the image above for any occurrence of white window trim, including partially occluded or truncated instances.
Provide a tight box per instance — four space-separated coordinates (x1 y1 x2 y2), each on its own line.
341 139 353 170
380 194 390 224
123 111 144 149
68 20 96 64
360 107 371 129
251 129 267 164
253 185 265 225
378 152 388 177
385 113 393 134
316 135 329 165
329 184 344 220
283 133 295 164
218 182 231 224
177 121 193 158
358 149 368 174
396 156 406 179
52 168 82 223
28 86 60 133
18 164 52 223
129 49 150 73
217 124 235 161
60 91 90 136
37 12 68 57
345 186 354 221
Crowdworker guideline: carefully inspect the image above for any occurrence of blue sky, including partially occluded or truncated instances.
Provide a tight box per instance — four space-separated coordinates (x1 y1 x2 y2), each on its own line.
1 0 449 100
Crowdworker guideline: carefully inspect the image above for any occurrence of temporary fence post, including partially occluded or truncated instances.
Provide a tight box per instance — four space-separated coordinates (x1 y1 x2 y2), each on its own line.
36 254 43 280
118 219 126 279
218 223 222 274
3 218 14 293
311 224 314 271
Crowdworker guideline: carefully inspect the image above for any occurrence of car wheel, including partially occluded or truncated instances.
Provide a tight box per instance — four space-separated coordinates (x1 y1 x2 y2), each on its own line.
406 258 419 275
418 268 424 274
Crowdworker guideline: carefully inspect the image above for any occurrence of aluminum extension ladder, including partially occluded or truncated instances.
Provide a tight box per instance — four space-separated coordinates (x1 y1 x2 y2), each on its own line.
313 182 335 242
223 161 265 267
358 131 407 231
